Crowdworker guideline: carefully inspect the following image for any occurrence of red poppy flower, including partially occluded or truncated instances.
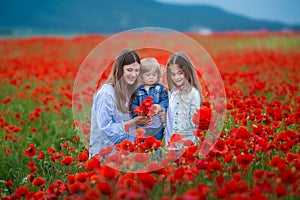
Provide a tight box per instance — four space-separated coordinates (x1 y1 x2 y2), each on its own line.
146 162 163 173
50 153 62 162
124 124 130 132
251 122 264 136
280 169 297 184
30 165 38 172
236 154 253 170
116 139 134 152
72 136 80 142
137 172 156 190
3 98 11 104
134 153 150 164
208 160 223 171
48 147 56 154
216 174 224 185
98 146 113 157
14 186 29 198
14 112 21 119
27 174 35 183
68 183 88 195
38 151 45 160
60 156 74 166
235 126 252 140
97 181 111 195
275 131 289 143
223 153 233 163
77 152 88 162
269 156 286 170
225 179 248 194
285 152 299 163
105 152 123 165
276 184 287 198
267 142 277 150
167 133 184 148
279 142 291 153
33 191 45 199
28 160 34 168
192 107 212 131
214 188 229 199
76 172 89 182
101 165 117 180
144 136 162 150
6 125 21 133
253 170 265 180
24 144 38 157
211 139 228 155
173 166 185 183
193 129 203 138
4 180 13 187
32 177 45 186
133 128 146 138
86 157 101 170
133 96 154 116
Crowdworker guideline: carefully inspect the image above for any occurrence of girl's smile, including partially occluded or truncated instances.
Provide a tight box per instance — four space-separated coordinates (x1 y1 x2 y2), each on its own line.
169 64 185 88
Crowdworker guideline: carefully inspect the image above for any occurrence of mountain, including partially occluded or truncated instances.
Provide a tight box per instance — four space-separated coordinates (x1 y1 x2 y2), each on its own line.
0 0 299 36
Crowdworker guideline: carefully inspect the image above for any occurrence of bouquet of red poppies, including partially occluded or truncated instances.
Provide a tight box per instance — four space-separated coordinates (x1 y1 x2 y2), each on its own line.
133 96 157 117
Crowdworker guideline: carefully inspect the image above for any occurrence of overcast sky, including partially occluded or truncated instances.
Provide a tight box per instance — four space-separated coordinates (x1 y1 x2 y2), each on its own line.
157 0 300 25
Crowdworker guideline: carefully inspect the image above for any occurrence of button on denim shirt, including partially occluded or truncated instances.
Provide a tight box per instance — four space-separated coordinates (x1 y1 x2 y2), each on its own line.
89 84 136 158
165 87 201 147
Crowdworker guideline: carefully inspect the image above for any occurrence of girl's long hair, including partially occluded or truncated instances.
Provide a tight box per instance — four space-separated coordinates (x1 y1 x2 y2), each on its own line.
105 49 141 112
166 52 202 99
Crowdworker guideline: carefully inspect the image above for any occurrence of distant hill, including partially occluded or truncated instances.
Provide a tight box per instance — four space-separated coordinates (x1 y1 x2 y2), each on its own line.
0 0 299 36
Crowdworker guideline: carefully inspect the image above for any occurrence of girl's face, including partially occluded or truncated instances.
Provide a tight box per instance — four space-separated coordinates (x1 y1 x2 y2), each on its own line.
169 64 185 88
123 62 140 85
142 68 158 87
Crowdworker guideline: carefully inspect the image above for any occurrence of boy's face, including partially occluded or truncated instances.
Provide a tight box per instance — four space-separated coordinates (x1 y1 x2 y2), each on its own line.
142 68 158 87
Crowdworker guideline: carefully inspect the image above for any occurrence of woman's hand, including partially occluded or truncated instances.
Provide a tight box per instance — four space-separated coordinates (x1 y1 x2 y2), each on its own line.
128 116 153 126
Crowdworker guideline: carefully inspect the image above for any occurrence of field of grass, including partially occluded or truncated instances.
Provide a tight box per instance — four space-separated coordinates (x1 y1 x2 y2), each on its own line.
0 32 299 199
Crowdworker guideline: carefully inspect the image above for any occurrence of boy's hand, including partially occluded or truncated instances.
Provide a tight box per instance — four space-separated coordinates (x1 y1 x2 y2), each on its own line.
152 104 162 115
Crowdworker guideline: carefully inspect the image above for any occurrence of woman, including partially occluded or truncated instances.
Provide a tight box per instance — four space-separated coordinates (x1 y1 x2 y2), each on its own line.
89 49 152 158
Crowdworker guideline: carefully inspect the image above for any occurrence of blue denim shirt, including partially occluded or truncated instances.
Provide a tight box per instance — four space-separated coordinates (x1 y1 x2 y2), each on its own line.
89 84 136 158
165 87 201 148
130 83 169 136
130 83 169 117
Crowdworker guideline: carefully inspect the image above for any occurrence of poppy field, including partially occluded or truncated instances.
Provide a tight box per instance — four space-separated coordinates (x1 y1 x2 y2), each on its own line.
0 31 299 199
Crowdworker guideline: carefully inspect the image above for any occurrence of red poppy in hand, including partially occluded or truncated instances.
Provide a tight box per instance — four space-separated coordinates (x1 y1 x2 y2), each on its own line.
133 96 155 117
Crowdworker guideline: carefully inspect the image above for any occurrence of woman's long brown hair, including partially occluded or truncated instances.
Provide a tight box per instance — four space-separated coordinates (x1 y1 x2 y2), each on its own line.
105 49 141 113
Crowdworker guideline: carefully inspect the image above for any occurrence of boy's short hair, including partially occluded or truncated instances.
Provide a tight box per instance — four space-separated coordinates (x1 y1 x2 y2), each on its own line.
140 57 162 83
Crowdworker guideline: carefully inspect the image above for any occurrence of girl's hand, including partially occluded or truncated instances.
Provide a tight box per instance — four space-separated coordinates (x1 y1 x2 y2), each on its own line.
152 104 162 115
157 110 166 123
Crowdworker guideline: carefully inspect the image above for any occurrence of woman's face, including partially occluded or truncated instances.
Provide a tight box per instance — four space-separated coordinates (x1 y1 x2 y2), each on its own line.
169 64 185 88
123 62 140 85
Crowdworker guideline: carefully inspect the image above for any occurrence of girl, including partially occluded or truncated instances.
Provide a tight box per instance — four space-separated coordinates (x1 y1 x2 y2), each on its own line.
165 52 202 149
89 49 152 158
130 58 169 140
